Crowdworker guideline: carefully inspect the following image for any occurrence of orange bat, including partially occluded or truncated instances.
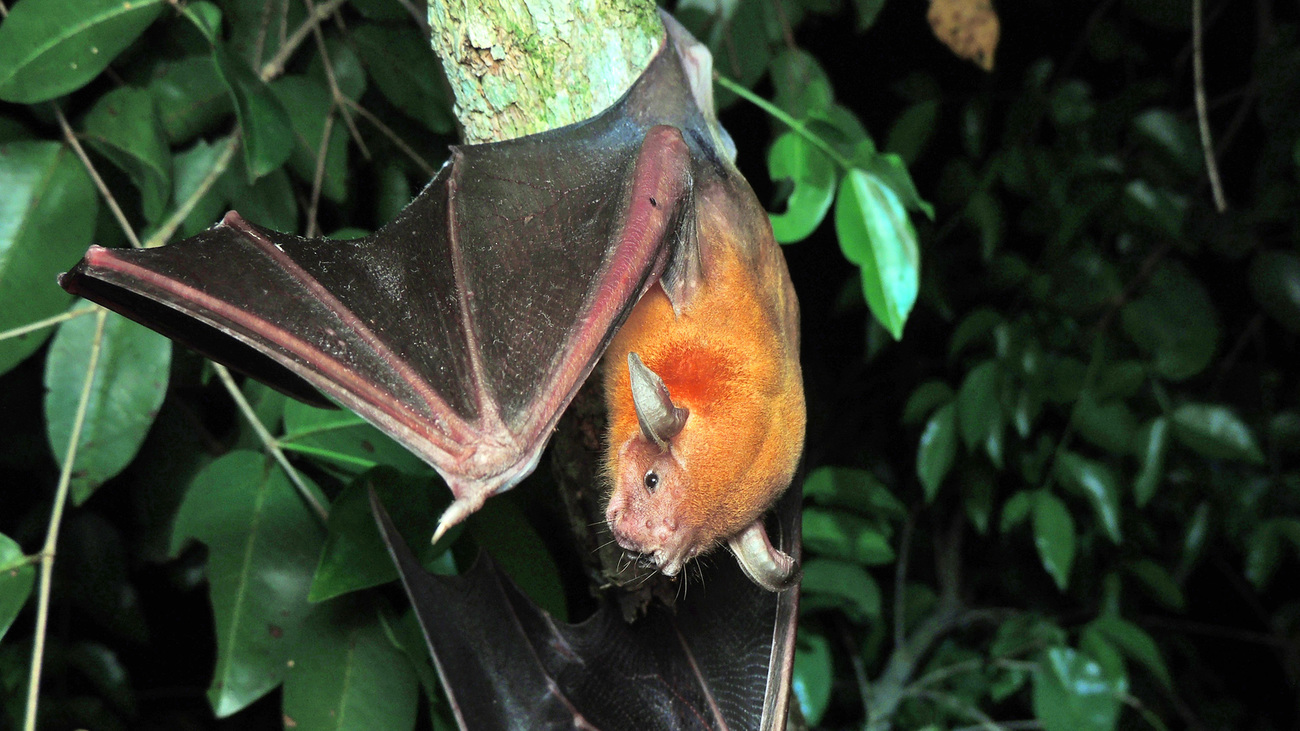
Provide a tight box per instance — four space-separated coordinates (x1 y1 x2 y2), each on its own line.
602 149 806 591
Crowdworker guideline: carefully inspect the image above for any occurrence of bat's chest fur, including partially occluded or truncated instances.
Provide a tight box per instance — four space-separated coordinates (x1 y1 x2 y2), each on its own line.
601 246 805 555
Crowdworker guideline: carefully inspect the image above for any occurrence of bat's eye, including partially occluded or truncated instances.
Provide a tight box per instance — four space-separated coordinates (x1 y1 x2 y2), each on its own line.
643 470 659 493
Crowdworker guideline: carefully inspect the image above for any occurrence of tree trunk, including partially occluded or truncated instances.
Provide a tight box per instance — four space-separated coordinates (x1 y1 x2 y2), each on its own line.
425 0 663 144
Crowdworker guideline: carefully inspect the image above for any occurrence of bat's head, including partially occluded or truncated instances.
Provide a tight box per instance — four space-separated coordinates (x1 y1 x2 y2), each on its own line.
604 353 701 577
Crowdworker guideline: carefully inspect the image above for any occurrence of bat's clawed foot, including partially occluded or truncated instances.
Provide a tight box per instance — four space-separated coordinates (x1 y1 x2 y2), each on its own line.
728 519 798 592
432 491 488 545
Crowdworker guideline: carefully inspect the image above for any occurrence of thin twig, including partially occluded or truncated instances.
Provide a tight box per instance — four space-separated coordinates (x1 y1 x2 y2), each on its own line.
24 309 108 731
715 74 855 171
53 106 142 249
259 0 349 82
0 306 97 343
305 110 336 237
907 689 1001 731
1192 0 1227 212
213 364 330 523
306 9 369 158
143 133 240 249
253 0 275 68
338 95 438 176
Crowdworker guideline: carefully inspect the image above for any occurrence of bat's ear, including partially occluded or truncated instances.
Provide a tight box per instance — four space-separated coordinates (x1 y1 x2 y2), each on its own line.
628 352 688 449
728 520 799 592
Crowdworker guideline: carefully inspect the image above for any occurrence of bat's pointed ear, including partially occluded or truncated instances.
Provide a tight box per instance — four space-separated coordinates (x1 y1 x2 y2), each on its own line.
628 352 688 449
728 520 799 592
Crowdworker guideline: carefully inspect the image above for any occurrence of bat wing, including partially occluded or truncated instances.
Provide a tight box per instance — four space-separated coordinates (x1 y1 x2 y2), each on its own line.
371 481 802 731
60 45 700 522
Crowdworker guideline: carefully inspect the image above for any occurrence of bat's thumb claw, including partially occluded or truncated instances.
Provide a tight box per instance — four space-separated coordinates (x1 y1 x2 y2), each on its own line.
728 519 799 592
432 493 486 545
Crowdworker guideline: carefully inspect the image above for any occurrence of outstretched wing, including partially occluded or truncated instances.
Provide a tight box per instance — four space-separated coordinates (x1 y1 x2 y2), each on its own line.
61 61 694 518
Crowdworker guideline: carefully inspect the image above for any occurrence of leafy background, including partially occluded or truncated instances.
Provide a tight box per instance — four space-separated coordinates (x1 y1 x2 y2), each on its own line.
1 0 1298 729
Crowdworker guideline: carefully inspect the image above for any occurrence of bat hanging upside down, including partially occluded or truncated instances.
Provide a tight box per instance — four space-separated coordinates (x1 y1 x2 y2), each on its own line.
59 15 805 591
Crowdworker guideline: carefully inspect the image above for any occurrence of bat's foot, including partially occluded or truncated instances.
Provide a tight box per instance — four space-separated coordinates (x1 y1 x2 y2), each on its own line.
728 519 798 592
432 491 488 544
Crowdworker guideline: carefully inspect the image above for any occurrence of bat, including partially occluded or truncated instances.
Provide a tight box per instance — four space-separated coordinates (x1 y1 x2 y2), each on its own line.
59 14 805 591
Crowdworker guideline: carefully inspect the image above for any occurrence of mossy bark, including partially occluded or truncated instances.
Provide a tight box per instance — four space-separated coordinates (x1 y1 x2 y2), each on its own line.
426 0 664 144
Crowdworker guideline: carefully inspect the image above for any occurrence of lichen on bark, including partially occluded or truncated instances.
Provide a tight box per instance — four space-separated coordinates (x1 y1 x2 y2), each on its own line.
426 0 663 144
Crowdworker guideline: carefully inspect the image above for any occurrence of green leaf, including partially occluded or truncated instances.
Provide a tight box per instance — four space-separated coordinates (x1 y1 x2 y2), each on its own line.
1000 490 1034 533
1032 647 1126 731
1072 393 1139 457
272 75 349 203
0 141 97 376
1131 109 1201 177
835 169 920 339
181 0 223 43
1120 262 1219 381
770 49 833 118
1133 417 1169 507
310 469 452 603
0 0 166 103
1087 616 1172 690
1049 80 1095 127
351 25 454 134
1122 179 1187 237
991 613 1066 658
957 360 1004 467
852 0 887 29
44 308 171 504
1170 402 1265 464
962 466 995 534
1125 559 1185 611
281 400 429 476
799 558 881 621
1033 492 1075 591
1245 522 1282 589
860 152 935 218
469 497 567 619
917 402 957 502
213 44 293 181
167 138 233 239
170 451 324 717
281 599 419 731
802 508 895 565
767 132 835 243
801 466 906 518
885 99 938 165
1094 360 1147 400
1054 451 1122 544
949 308 1001 360
902 380 954 426
222 163 296 233
792 630 833 726
1248 249 1300 334
0 533 34 642
82 86 172 222
148 54 233 145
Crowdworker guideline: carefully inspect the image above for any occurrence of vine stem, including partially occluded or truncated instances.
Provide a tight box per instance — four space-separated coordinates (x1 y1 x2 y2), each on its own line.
258 0 349 82
0 305 97 343
142 133 240 249
714 73 856 171
23 309 108 731
53 105 142 249
213 364 329 524
1192 0 1227 212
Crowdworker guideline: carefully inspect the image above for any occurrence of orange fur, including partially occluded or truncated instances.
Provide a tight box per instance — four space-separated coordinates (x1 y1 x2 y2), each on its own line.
602 179 805 568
